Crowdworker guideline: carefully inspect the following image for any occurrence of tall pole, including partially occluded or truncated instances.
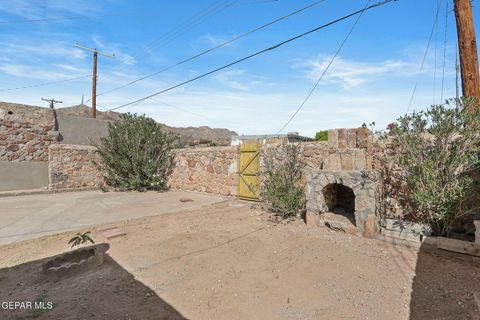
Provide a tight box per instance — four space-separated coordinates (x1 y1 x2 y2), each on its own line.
41 98 62 109
92 50 98 118
75 43 115 118
454 0 480 108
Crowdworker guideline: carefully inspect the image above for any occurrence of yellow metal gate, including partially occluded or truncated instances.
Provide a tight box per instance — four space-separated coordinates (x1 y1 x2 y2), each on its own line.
237 142 260 200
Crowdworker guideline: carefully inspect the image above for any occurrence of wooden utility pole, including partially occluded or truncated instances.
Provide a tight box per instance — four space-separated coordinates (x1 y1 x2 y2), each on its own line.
41 98 62 109
75 43 115 118
454 0 480 107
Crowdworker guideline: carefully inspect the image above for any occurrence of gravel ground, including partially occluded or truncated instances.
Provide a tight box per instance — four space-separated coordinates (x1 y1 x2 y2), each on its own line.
1 200 479 319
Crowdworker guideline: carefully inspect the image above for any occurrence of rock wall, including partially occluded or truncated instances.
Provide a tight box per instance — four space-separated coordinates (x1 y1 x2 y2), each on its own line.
0 102 59 162
298 141 370 171
169 147 238 196
48 144 103 190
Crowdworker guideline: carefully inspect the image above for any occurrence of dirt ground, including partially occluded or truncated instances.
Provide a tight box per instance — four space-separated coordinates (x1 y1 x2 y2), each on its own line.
0 200 479 320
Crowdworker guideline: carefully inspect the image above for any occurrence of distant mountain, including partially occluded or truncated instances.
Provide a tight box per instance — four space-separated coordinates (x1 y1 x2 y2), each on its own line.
56 105 237 146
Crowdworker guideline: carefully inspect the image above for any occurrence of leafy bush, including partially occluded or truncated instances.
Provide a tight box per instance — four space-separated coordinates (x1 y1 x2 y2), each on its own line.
262 144 305 218
93 113 179 191
315 130 328 141
379 99 480 236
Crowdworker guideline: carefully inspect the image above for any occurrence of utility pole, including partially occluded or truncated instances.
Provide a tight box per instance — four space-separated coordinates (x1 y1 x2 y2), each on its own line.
454 0 480 108
75 43 115 118
41 98 62 109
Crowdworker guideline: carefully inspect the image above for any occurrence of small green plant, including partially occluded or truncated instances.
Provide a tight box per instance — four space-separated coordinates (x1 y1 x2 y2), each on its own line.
262 144 305 218
68 231 95 248
378 98 480 236
315 130 328 141
92 113 180 191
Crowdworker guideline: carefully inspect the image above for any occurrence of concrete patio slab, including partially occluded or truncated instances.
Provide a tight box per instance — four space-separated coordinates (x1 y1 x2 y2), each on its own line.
0 190 228 244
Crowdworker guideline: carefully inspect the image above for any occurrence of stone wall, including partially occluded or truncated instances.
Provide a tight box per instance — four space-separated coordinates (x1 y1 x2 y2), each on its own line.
0 102 59 162
169 146 238 196
298 141 370 171
327 127 369 149
48 144 103 190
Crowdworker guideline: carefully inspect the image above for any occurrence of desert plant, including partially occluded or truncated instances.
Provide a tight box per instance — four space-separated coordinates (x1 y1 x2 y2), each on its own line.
68 231 95 248
315 130 328 141
262 144 305 218
92 113 180 191
378 98 480 236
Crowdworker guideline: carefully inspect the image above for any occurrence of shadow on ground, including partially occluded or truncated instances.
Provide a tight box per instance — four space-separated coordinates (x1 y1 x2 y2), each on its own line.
409 242 480 320
0 247 186 320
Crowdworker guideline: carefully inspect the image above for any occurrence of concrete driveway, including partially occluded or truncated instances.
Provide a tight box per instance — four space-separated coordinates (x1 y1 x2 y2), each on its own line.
0 190 228 244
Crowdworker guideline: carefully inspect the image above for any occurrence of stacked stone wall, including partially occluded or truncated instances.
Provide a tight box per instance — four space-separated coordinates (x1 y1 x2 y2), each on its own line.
298 141 370 171
48 144 103 190
0 102 59 162
169 147 238 196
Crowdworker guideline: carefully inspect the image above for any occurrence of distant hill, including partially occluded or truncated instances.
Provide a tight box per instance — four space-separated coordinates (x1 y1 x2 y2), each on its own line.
56 105 237 146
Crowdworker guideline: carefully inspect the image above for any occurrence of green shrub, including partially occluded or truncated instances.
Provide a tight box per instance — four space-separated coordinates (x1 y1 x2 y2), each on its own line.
315 130 328 141
92 113 179 191
380 98 480 236
262 144 305 218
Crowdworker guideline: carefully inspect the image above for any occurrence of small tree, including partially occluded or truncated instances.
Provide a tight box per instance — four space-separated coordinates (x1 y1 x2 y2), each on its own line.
93 113 179 191
315 130 328 141
379 99 480 236
68 231 94 248
262 144 305 218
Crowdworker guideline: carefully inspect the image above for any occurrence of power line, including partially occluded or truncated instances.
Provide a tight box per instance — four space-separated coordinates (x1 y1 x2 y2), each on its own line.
276 0 372 134
147 0 238 50
142 0 232 49
440 0 449 103
91 0 327 101
123 0 237 65
0 75 90 92
107 0 396 112
406 0 443 112
433 0 439 105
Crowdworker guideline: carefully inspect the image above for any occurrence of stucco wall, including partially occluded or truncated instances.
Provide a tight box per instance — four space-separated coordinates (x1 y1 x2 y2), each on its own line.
169 146 238 196
56 114 110 145
0 161 49 191
48 144 104 190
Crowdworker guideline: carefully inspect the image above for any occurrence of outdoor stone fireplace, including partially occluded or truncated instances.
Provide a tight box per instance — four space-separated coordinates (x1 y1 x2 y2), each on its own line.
322 183 356 225
305 170 382 237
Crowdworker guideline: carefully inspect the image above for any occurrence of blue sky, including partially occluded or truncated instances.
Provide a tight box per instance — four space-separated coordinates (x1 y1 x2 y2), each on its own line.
0 0 478 136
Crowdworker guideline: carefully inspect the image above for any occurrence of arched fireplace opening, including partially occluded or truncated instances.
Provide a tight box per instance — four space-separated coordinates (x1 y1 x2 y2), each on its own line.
322 183 356 225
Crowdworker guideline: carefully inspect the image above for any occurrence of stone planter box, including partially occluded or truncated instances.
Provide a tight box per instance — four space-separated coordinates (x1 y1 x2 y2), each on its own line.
42 243 109 281
380 220 480 257
475 220 480 244
380 218 431 243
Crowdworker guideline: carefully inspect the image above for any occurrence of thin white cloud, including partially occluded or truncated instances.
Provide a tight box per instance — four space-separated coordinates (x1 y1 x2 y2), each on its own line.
294 46 456 90
0 0 105 20
0 63 85 80
1 42 87 60
213 68 276 91
200 33 236 47
295 56 413 89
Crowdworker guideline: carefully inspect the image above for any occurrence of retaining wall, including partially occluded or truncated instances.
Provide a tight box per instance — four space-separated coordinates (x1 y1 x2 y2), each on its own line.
169 146 238 196
56 114 110 145
0 161 49 191
0 102 59 162
48 144 104 190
